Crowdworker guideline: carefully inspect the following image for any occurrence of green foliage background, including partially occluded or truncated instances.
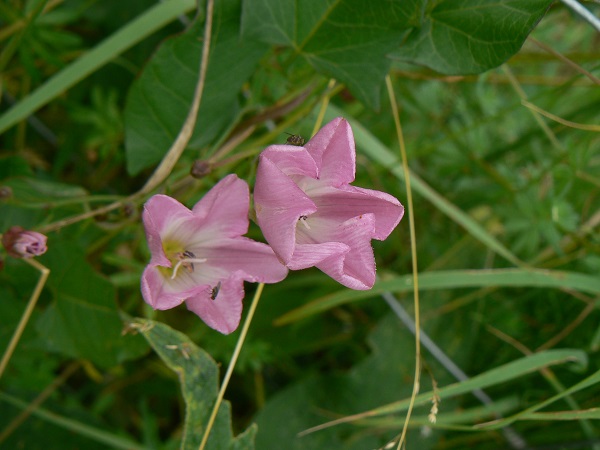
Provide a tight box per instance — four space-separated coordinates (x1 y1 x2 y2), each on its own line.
0 0 599 448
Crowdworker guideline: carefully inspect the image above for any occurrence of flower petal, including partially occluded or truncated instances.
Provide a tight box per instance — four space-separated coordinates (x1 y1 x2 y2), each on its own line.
191 174 250 238
315 214 377 290
288 241 349 270
141 265 204 310
255 153 317 263
143 195 192 266
260 145 319 178
203 237 288 283
185 276 245 334
304 117 355 186
310 184 404 240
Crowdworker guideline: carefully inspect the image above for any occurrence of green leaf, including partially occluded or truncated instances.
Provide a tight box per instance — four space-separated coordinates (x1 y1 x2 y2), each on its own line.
134 318 256 450
241 0 413 108
390 0 554 74
36 242 148 368
124 0 267 175
276 268 600 325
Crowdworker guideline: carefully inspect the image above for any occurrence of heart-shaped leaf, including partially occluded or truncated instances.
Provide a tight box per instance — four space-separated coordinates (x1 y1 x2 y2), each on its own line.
389 0 554 74
241 0 415 108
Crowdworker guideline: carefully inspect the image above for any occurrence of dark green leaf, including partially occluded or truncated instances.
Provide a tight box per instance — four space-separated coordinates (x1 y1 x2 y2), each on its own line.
124 0 267 175
134 318 256 450
241 0 414 108
35 242 148 368
390 0 554 74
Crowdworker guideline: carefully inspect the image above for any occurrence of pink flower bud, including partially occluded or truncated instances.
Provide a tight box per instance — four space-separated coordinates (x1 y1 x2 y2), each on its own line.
2 226 48 259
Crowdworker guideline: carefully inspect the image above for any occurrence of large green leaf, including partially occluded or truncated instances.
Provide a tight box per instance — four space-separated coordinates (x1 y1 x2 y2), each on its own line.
134 318 256 450
124 0 267 175
35 242 147 368
390 0 554 74
241 0 414 108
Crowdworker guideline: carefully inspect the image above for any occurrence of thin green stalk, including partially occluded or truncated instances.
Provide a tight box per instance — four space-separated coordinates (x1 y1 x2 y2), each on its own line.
312 79 337 136
385 75 421 450
38 0 212 235
501 65 563 151
198 283 265 450
139 0 213 195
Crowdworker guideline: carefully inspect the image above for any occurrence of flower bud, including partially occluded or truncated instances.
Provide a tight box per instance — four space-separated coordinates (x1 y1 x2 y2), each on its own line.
190 160 211 179
2 226 48 258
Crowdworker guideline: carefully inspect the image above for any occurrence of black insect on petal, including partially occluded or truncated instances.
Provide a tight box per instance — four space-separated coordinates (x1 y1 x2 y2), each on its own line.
211 281 222 300
285 133 305 146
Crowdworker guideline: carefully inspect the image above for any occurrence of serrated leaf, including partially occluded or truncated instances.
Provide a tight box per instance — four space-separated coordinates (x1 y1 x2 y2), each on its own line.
134 318 256 450
390 0 554 74
241 0 415 108
35 242 148 368
124 0 267 175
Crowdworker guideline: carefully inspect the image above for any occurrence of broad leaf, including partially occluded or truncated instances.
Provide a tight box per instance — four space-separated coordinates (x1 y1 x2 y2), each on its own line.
241 0 414 108
36 242 147 368
390 0 554 74
124 0 267 175
134 318 256 450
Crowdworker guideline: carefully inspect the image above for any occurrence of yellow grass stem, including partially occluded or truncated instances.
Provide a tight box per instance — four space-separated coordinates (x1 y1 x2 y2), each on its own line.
0 258 50 380
385 75 421 450
198 283 265 450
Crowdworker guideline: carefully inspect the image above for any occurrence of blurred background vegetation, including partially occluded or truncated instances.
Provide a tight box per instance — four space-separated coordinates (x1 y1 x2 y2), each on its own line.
0 0 599 448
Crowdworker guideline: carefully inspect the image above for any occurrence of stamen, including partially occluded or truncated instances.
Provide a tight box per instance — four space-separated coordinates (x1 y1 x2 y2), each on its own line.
299 215 311 230
211 281 222 300
170 251 207 279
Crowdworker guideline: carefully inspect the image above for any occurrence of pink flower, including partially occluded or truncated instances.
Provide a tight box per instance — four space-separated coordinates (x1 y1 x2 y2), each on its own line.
2 226 48 258
254 117 404 290
141 174 288 334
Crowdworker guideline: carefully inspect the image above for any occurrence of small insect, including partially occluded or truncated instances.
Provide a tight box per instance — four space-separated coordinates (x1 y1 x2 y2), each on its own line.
285 133 305 146
211 281 222 300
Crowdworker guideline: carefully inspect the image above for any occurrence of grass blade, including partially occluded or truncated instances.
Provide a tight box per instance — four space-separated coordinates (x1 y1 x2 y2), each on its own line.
276 268 600 325
0 0 196 134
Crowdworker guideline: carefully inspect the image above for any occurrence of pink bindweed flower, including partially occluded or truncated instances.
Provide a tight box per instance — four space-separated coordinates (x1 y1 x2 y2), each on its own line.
2 226 48 258
141 174 288 334
254 117 404 290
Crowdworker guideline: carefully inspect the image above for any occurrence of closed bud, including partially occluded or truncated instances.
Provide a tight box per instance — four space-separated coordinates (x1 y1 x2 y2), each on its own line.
2 226 48 258
190 160 211 179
